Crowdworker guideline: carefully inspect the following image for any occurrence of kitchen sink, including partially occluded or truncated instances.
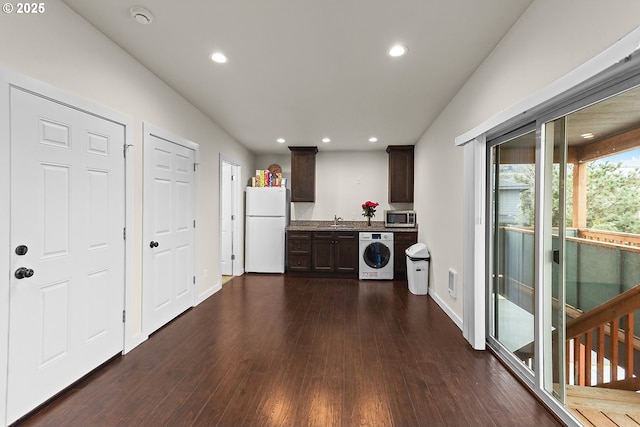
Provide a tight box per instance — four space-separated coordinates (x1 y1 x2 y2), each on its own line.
329 224 353 229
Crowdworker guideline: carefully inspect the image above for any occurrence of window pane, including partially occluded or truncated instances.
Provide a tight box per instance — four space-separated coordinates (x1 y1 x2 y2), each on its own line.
547 84 640 417
491 131 536 370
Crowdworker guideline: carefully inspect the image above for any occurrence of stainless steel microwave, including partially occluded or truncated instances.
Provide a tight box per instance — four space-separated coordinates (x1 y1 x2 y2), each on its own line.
384 210 416 228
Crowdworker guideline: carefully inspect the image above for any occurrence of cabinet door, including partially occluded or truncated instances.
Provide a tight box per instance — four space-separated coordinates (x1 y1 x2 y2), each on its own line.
335 232 358 273
312 232 334 271
289 146 317 202
387 145 414 203
394 232 417 279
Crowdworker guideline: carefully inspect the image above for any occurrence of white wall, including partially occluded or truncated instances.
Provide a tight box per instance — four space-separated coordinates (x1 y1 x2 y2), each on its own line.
256 150 410 221
414 0 640 321
0 0 254 341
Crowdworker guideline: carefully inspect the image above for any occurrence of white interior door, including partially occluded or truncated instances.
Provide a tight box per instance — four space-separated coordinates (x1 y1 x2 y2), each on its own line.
7 88 125 424
220 161 233 276
143 130 196 335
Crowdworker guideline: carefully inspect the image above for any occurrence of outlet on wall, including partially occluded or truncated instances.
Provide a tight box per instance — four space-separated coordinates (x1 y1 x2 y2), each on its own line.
448 268 458 299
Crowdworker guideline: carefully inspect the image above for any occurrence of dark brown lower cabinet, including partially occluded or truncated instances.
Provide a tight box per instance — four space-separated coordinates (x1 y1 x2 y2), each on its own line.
312 231 358 274
335 233 358 273
310 232 333 272
393 231 418 279
287 229 414 279
287 231 312 272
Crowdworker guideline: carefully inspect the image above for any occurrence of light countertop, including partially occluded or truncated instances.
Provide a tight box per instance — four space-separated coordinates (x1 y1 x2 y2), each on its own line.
286 220 418 233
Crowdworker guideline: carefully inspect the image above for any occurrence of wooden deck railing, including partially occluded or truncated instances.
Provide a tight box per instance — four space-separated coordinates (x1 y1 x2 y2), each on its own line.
577 228 640 248
500 226 640 389
565 285 640 389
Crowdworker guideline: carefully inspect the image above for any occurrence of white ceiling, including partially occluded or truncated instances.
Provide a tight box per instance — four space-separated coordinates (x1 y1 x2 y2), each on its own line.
61 0 533 154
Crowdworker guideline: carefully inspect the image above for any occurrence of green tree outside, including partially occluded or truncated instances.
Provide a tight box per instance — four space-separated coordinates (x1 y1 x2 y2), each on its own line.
505 160 640 234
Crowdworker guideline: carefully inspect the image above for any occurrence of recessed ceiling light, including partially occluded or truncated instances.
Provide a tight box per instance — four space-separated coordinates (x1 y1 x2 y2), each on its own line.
130 6 153 24
581 133 594 139
277 138 286 144
368 137 378 143
388 44 408 57
210 51 228 64
322 137 331 143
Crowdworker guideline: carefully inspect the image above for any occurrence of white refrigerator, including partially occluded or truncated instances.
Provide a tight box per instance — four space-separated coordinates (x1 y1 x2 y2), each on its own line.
245 186 290 273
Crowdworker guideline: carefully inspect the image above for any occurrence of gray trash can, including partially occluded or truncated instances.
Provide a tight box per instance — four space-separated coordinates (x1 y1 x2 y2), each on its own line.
405 243 430 295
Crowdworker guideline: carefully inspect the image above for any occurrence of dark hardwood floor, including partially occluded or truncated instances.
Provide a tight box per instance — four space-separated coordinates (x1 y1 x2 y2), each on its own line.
15 275 562 427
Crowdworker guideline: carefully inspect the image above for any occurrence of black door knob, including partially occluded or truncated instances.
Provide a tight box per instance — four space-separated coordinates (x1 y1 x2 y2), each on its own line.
15 267 34 279
150 241 159 248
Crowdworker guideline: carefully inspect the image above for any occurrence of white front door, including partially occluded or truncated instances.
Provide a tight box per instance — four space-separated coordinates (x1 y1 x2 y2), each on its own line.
143 130 196 335
7 88 125 423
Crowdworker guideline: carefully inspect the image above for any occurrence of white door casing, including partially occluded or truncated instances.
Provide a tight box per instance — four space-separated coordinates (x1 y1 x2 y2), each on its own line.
142 124 197 336
230 162 242 275
6 87 126 424
220 161 233 276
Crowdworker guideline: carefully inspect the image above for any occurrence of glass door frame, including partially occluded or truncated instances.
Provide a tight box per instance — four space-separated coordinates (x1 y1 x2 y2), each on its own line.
537 115 567 401
486 123 537 387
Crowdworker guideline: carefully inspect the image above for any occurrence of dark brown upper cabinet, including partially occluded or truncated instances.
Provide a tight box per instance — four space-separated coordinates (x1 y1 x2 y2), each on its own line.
386 145 414 203
289 146 318 202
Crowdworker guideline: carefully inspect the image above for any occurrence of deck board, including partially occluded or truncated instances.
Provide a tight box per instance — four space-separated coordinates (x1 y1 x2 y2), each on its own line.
567 385 640 427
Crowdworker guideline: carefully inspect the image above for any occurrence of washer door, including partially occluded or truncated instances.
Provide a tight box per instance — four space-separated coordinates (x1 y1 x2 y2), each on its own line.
363 242 391 269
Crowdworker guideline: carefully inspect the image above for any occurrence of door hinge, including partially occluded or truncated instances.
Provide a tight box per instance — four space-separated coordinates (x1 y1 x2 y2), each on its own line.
231 214 235 220
122 310 126 323
193 276 196 285
194 163 200 172
231 254 236 260
123 227 126 240
123 144 133 158
193 220 196 228
231 174 236 181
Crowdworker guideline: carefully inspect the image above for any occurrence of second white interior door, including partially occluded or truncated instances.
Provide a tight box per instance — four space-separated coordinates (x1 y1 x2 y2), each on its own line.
143 128 196 335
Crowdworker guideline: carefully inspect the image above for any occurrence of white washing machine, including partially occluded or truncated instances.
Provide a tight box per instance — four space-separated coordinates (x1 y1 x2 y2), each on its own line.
359 232 394 280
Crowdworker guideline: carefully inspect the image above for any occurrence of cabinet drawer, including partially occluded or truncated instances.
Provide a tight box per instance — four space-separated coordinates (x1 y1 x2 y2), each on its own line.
288 231 311 240
394 232 417 243
288 239 311 254
289 255 311 271
312 231 333 239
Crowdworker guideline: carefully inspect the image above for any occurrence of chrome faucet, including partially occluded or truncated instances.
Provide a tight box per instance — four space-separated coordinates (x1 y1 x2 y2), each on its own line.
333 215 343 225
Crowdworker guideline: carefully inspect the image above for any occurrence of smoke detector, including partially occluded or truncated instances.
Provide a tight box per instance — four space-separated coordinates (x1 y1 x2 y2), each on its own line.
130 6 153 24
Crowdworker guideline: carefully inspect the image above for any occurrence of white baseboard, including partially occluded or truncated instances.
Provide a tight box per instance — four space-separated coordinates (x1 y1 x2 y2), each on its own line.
123 333 148 355
195 281 222 306
428 287 463 330
123 281 221 355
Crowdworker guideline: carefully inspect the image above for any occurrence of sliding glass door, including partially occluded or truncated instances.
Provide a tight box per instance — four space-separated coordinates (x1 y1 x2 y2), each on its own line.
490 129 537 371
543 85 640 414
488 80 640 422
